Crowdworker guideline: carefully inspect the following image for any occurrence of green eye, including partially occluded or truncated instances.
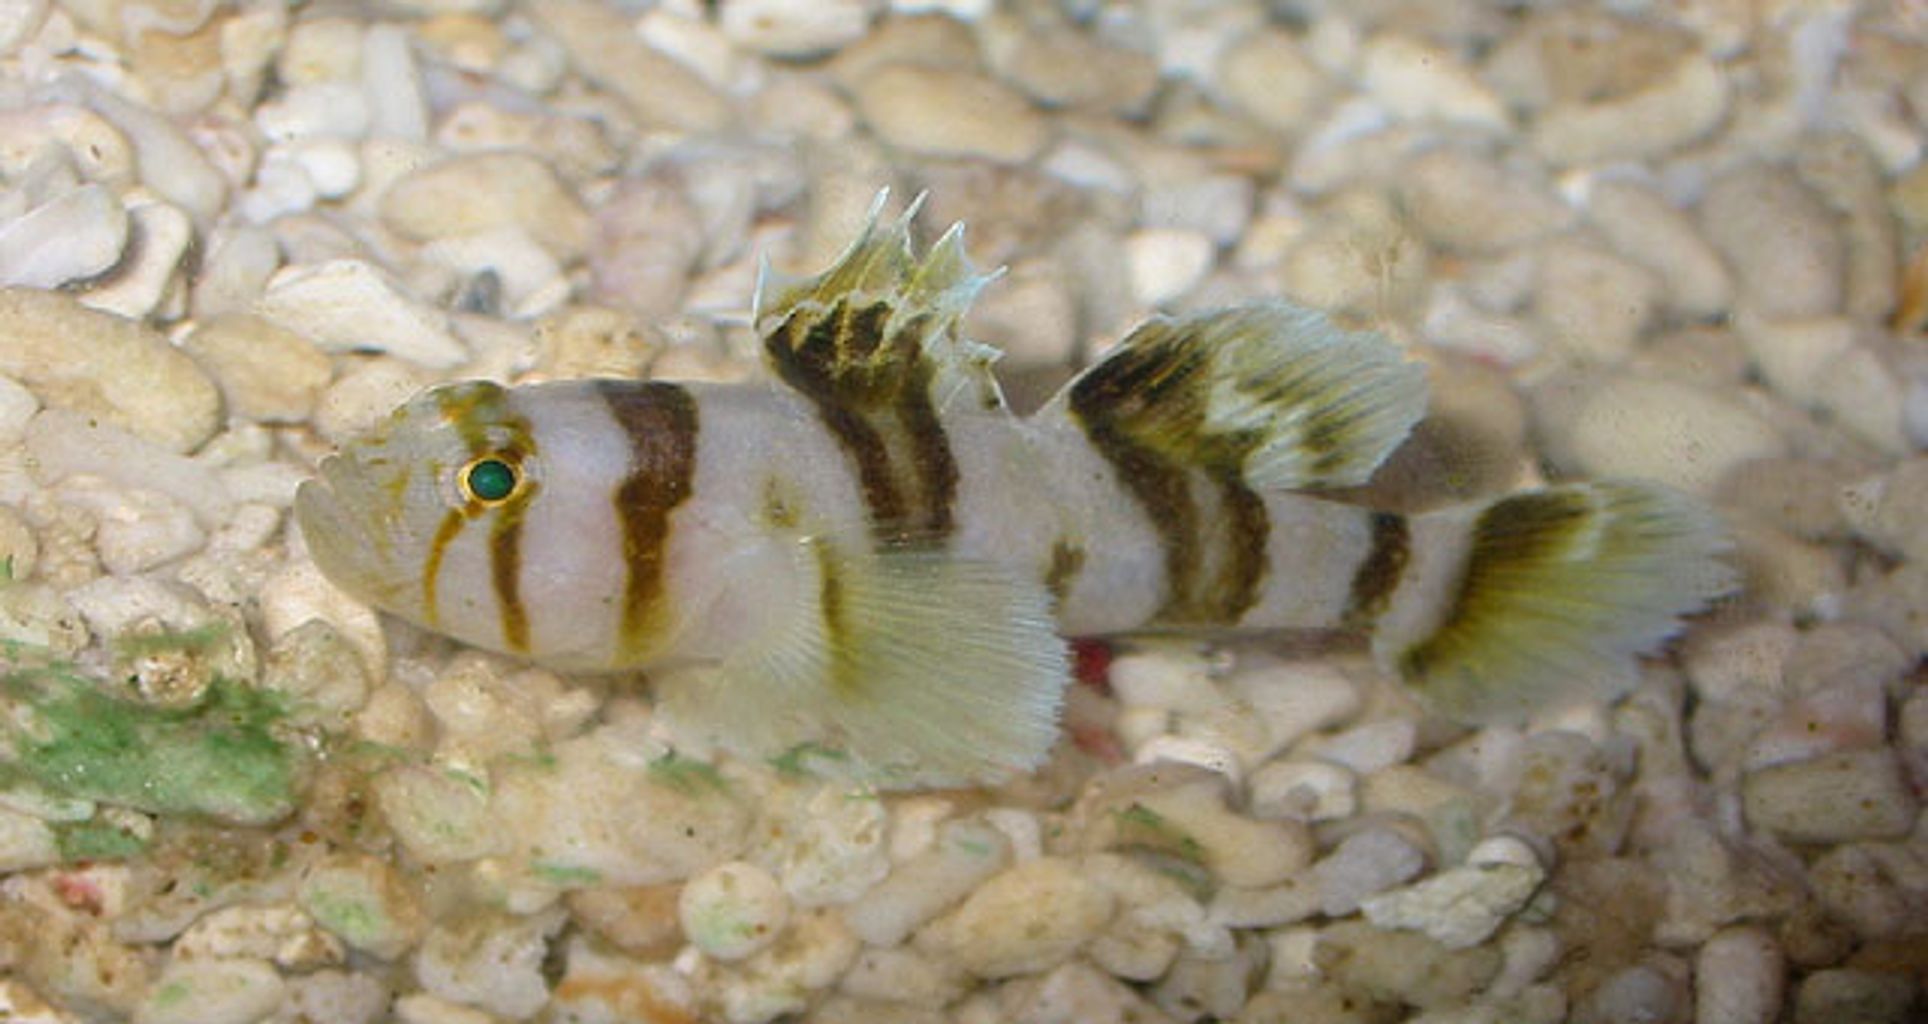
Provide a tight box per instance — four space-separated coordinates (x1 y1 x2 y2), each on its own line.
462 457 519 504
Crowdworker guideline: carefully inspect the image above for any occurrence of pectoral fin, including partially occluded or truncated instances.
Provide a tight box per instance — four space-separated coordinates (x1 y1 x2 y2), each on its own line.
653 537 1069 788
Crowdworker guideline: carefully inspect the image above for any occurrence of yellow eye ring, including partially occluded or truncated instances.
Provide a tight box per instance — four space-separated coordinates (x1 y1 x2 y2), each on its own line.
459 456 521 505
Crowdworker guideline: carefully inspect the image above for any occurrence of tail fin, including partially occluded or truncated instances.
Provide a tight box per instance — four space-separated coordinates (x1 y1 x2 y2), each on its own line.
1376 481 1736 723
1044 302 1429 492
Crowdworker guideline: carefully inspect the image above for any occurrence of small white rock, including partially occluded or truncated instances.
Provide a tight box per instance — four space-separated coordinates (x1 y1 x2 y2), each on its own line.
414 908 564 1021
0 183 127 289
918 857 1115 979
1247 760 1358 823
255 81 371 143
1361 836 1545 949
258 560 387 683
256 259 468 369
361 23 429 141
422 229 569 320
1305 718 1418 774
719 0 873 57
1695 926 1785 1024
1127 228 1215 307
1360 34 1507 130
1224 660 1362 750
1399 147 1572 254
1214 29 1333 135
1313 827 1428 917
79 198 193 320
680 861 791 962
134 958 287 1024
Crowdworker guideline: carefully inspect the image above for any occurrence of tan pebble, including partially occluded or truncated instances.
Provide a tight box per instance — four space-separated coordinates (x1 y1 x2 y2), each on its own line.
1399 147 1572 254
566 884 684 959
1537 372 1786 496
412 14 506 72
1700 165 1844 320
0 505 36 580
964 259 1078 367
1532 235 1660 364
1586 178 1732 319
1742 748 1919 844
993 21 1159 116
312 357 431 444
278 16 363 85
1532 53 1728 166
133 958 286 1024
533 305 657 380
260 560 387 682
1215 29 1333 135
0 288 220 452
825 13 983 89
381 152 590 261
0 103 133 185
128 19 226 114
84 85 229 223
854 65 1050 165
919 857 1114 979
528 0 734 133
0 0 48 54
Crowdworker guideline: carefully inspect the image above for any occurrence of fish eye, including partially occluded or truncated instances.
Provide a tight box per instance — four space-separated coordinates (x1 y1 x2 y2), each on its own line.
460 456 520 504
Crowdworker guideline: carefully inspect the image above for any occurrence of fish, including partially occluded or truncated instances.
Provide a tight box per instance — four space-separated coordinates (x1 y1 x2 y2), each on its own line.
295 194 1736 788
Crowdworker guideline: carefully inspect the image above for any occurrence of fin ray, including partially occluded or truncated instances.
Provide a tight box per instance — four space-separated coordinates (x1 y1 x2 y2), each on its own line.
1044 302 1429 491
1381 480 1736 723
654 537 1068 788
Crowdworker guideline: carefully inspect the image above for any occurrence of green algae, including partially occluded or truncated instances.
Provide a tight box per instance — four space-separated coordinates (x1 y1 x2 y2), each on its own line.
2 670 300 826
53 818 151 862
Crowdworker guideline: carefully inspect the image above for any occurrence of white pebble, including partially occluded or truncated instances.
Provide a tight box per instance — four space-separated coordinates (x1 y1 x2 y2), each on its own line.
239 148 319 223
1305 718 1418 774
1360 34 1507 130
0 0 47 55
289 140 361 200
26 410 230 524
1695 926 1785 1024
1421 284 1541 365
0 183 127 289
1532 53 1729 166
79 198 193 320
1108 649 1222 713
90 489 205 575
420 229 569 320
0 804 58 873
1361 836 1544 949
1142 175 1255 247
361 24 429 141
1224 660 1362 749
1741 748 1918 843
256 259 469 369
381 152 591 261
1247 760 1358 822
845 819 1009 948
720 0 872 57
1134 735 1242 787
1127 228 1214 307
1740 316 1908 453
1579 962 1689 1024
134 958 286 1024
1700 165 1844 319
259 560 387 682
680 861 791 962
1313 827 1428 917
85 84 228 222
414 909 564 1021
255 82 370 143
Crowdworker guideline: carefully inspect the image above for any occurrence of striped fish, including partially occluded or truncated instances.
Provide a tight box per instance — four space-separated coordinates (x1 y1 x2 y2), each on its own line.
295 196 1735 787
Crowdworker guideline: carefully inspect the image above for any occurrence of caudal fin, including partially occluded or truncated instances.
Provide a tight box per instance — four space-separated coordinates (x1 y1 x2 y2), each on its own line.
1376 481 1736 723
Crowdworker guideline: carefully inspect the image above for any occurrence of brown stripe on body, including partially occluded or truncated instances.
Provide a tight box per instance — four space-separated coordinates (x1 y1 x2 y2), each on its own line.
596 381 700 664
1066 340 1271 626
766 298 958 544
1343 512 1410 631
423 382 540 653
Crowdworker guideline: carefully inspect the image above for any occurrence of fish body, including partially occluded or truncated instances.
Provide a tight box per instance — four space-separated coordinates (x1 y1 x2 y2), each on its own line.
298 197 1734 786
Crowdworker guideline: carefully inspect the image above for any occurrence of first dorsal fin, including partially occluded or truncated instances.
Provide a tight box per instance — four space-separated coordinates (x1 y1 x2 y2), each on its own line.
756 190 1007 414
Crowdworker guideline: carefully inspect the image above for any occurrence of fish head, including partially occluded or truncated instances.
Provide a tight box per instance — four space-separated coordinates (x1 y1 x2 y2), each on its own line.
296 380 543 642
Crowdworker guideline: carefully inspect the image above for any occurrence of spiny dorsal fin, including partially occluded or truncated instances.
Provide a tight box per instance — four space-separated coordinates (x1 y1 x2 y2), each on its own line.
1044 302 1429 491
756 190 1007 414
652 535 1069 789
1381 480 1736 723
